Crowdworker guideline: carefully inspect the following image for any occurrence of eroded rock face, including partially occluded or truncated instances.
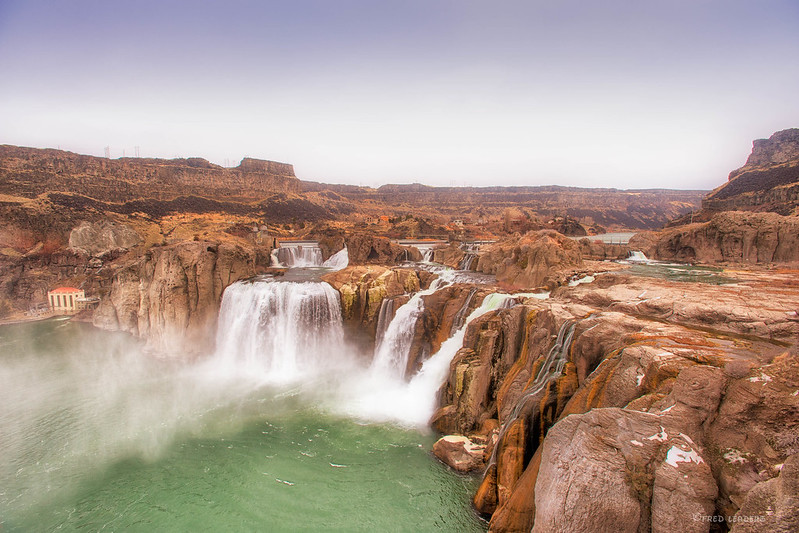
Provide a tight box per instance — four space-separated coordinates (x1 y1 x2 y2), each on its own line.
321 265 421 330
701 129 799 215
730 453 799 533
476 230 583 289
646 212 799 264
433 268 799 531
532 408 717 533
68 220 141 256
93 241 255 355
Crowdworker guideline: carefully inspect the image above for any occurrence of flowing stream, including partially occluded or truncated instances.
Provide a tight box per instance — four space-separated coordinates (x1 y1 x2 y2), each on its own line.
0 270 486 531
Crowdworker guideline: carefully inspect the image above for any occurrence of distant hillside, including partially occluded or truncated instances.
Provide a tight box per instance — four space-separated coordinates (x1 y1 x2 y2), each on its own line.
702 128 799 215
303 181 706 230
0 145 301 203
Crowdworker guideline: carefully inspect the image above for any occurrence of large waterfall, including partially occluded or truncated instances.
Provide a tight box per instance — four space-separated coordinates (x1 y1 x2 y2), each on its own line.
209 267 519 429
213 279 345 383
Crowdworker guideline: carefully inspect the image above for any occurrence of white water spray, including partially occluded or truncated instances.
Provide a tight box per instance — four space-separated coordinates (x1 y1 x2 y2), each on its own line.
322 247 349 270
213 279 345 383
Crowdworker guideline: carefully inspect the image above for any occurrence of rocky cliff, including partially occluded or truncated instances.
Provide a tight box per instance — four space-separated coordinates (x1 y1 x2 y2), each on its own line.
631 211 799 264
429 269 799 531
702 129 799 215
93 241 255 355
0 145 301 203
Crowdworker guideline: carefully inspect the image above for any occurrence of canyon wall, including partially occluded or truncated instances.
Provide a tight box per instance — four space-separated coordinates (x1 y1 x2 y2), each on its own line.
632 211 799 264
0 145 301 203
92 241 256 355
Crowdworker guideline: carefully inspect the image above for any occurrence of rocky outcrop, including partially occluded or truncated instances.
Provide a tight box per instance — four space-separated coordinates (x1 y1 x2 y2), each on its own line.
68 220 141 256
343 233 421 265
428 268 799 531
531 404 718 533
640 211 799 264
701 129 799 215
92 240 255 355
730 453 799 533
321 265 424 330
432 435 487 473
476 230 583 289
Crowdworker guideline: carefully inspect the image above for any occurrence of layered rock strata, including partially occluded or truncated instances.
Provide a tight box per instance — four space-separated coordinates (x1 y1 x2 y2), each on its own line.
93 241 255 355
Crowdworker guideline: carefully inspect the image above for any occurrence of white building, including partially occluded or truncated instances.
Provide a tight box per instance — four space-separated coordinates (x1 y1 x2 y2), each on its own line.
48 287 84 314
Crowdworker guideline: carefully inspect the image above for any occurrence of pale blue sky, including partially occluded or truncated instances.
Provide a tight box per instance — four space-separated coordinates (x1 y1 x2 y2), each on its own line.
1 0 798 188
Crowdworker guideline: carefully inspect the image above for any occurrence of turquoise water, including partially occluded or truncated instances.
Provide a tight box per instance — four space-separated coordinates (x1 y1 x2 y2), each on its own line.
0 319 485 532
623 262 735 285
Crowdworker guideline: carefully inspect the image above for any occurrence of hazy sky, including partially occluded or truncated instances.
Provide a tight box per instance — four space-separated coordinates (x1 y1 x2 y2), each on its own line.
1 1 798 189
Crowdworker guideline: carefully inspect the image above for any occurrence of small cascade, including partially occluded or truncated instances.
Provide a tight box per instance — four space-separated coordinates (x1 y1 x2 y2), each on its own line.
274 243 324 267
213 279 345 382
489 318 579 466
374 298 395 349
322 247 349 271
345 291 515 426
450 288 478 336
403 293 515 417
422 248 434 262
625 250 651 263
270 248 282 267
370 270 458 379
458 242 480 271
458 253 478 271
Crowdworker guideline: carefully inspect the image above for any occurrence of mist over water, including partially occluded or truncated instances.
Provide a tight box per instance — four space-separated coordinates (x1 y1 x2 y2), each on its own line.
0 274 487 531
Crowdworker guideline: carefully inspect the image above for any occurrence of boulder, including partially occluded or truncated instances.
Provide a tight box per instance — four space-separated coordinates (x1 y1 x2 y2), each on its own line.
531 408 717 533
432 435 486 473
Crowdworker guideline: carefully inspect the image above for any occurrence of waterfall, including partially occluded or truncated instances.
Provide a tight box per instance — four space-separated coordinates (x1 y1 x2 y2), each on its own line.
322 247 349 270
458 253 478 271
341 291 515 427
213 279 345 383
458 242 480 270
370 270 458 379
374 298 395 349
450 288 478 335
406 293 515 400
422 248 434 262
274 243 324 267
626 250 650 263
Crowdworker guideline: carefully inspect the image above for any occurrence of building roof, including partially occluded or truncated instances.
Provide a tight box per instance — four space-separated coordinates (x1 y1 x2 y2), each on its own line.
49 287 82 294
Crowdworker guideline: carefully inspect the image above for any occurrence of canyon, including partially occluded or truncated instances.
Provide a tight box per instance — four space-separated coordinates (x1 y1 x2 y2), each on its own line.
1 129 798 532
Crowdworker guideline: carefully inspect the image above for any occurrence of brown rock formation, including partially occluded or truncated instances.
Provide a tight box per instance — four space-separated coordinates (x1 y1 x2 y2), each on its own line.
344 232 420 265
68 220 142 256
642 211 799 264
93 240 255 355
432 435 486 473
477 230 583 289
321 265 422 331
703 129 799 215
730 453 799 533
430 268 798 531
